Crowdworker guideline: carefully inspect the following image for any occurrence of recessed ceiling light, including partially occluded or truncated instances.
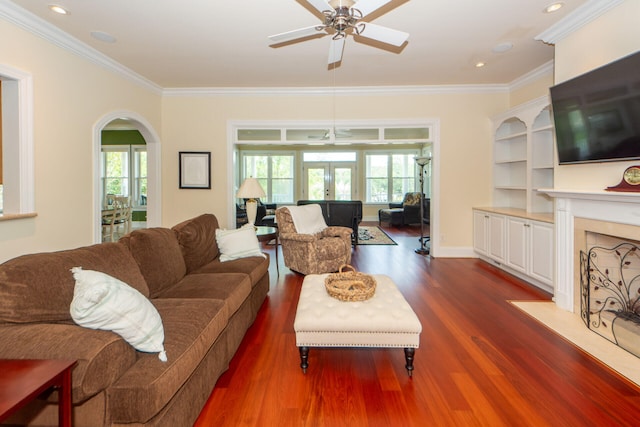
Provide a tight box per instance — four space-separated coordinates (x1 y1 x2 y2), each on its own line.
49 4 68 15
492 42 513 53
475 62 486 68
544 2 564 13
91 31 117 43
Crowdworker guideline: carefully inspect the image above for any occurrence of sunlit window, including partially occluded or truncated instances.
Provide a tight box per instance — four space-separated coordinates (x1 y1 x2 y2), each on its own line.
101 145 147 208
242 153 295 204
365 152 418 203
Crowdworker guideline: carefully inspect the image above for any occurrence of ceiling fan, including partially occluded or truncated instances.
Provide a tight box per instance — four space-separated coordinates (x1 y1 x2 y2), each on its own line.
268 0 410 64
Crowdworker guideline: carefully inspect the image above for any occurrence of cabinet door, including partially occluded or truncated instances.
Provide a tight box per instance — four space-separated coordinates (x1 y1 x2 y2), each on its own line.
488 214 506 262
529 221 554 285
506 217 528 274
473 210 489 255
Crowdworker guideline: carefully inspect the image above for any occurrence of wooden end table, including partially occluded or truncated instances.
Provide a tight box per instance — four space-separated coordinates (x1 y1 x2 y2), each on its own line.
0 359 76 426
256 226 279 273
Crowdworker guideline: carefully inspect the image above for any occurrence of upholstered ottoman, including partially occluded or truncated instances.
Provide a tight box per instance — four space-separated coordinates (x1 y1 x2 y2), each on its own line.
294 273 422 376
378 208 404 227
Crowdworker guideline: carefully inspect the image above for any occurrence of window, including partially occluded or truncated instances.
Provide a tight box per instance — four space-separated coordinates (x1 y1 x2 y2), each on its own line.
365 152 418 203
242 153 294 204
101 145 147 208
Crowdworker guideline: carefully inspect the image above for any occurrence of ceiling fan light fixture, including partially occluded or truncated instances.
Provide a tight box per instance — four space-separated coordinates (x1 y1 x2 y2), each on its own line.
329 0 356 9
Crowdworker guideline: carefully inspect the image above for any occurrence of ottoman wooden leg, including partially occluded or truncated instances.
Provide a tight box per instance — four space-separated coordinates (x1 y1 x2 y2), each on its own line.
299 346 309 373
404 347 415 377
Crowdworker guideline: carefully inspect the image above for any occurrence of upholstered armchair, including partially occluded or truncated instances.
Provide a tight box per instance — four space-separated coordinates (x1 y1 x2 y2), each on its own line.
275 205 353 275
378 192 430 227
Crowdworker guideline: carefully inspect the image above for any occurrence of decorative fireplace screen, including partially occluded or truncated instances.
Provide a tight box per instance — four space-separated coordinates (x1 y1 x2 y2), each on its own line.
581 241 640 358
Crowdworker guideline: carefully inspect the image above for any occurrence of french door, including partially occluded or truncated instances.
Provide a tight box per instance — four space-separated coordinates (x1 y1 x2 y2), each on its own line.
304 162 356 200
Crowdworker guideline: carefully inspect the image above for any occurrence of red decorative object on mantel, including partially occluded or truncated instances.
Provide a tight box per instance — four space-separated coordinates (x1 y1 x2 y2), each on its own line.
606 165 640 192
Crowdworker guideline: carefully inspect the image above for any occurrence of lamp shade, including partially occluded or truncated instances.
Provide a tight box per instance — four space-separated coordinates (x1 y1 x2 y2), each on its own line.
237 177 266 199
414 156 431 166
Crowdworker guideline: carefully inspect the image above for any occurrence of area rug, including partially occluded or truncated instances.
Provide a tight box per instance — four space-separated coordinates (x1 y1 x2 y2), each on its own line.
510 301 640 387
357 226 397 245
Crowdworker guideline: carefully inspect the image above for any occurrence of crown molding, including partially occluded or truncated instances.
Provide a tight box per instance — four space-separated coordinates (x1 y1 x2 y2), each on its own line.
508 60 554 91
163 84 509 97
0 0 163 95
535 0 625 44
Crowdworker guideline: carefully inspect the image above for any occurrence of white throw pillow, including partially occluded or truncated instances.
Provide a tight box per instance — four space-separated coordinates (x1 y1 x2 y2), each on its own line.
286 204 328 234
69 267 167 362
216 224 267 262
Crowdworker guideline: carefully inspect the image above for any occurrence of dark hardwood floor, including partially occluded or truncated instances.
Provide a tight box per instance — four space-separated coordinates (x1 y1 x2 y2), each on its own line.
195 223 640 426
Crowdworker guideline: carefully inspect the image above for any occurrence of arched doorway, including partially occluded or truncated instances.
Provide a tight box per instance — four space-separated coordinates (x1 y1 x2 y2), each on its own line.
93 112 161 243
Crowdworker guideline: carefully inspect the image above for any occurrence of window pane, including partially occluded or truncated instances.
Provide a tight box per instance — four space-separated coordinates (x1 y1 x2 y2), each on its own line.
241 154 294 204
104 150 129 198
286 129 330 141
307 168 325 200
238 129 281 141
334 168 352 200
365 155 389 203
303 152 356 162
384 127 429 140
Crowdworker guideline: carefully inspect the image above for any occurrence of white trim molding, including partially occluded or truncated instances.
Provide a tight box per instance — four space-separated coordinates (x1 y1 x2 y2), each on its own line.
0 0 162 95
0 62 35 215
93 111 162 243
535 0 625 45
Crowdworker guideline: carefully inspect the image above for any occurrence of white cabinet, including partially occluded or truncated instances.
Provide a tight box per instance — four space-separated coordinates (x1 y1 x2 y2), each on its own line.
474 210 506 262
474 208 553 293
506 217 554 287
492 96 555 214
529 220 554 285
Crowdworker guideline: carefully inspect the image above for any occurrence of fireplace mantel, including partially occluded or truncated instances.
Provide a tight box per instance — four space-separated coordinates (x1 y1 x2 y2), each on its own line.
540 188 640 312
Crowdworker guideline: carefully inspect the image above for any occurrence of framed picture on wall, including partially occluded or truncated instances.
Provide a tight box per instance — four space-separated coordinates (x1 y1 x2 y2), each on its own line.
179 151 211 189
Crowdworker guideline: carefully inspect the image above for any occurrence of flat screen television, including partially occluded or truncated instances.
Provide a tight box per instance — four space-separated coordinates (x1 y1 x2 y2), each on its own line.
550 51 640 164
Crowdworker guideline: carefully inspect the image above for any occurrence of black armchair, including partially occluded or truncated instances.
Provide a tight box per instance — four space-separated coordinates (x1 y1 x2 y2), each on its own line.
235 199 277 228
378 192 430 227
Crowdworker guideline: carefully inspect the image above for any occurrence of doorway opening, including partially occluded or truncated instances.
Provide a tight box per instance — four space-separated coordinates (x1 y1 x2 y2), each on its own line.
93 112 161 243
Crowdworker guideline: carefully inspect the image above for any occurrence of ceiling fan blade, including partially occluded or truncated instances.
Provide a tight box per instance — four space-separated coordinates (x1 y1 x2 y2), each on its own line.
357 22 409 46
305 0 332 14
328 37 346 64
268 25 326 44
353 0 391 18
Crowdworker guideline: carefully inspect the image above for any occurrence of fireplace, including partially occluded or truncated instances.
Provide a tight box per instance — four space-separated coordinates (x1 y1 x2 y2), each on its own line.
580 232 640 357
542 189 640 314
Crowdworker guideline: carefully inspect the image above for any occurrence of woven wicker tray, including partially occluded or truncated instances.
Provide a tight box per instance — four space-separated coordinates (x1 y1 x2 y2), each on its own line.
324 265 376 302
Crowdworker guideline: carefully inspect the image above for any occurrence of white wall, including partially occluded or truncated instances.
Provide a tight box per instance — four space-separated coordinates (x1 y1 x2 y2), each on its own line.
553 0 640 190
161 91 507 254
0 18 161 263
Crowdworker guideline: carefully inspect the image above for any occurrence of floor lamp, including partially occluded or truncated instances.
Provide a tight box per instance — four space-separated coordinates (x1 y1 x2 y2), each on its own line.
414 156 431 255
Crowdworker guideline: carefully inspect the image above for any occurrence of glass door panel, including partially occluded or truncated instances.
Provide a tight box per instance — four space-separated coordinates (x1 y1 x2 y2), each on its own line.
304 162 355 200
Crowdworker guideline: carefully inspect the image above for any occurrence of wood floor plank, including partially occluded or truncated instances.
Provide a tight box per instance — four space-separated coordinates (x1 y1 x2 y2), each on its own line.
194 223 640 426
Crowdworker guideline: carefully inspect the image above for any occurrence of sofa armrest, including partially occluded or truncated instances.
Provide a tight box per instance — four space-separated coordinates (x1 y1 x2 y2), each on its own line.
389 202 403 209
0 323 136 402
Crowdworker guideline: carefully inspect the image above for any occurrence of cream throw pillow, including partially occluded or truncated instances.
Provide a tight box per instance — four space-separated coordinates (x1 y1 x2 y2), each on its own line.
215 224 267 262
69 267 167 362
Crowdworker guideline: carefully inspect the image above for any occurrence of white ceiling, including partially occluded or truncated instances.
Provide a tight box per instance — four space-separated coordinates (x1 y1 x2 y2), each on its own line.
9 0 587 89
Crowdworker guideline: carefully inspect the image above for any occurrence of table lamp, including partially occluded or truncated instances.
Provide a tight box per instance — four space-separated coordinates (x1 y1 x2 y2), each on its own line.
237 177 266 227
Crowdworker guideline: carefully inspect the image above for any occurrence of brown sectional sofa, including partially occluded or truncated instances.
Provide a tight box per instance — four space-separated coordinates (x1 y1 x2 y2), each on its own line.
0 213 269 426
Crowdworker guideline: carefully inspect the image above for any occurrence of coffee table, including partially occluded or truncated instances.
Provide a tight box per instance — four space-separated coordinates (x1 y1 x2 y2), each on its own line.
294 274 422 376
0 359 76 426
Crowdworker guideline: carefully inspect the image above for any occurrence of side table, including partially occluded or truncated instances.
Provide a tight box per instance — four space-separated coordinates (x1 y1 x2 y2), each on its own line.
255 226 279 273
0 359 76 427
